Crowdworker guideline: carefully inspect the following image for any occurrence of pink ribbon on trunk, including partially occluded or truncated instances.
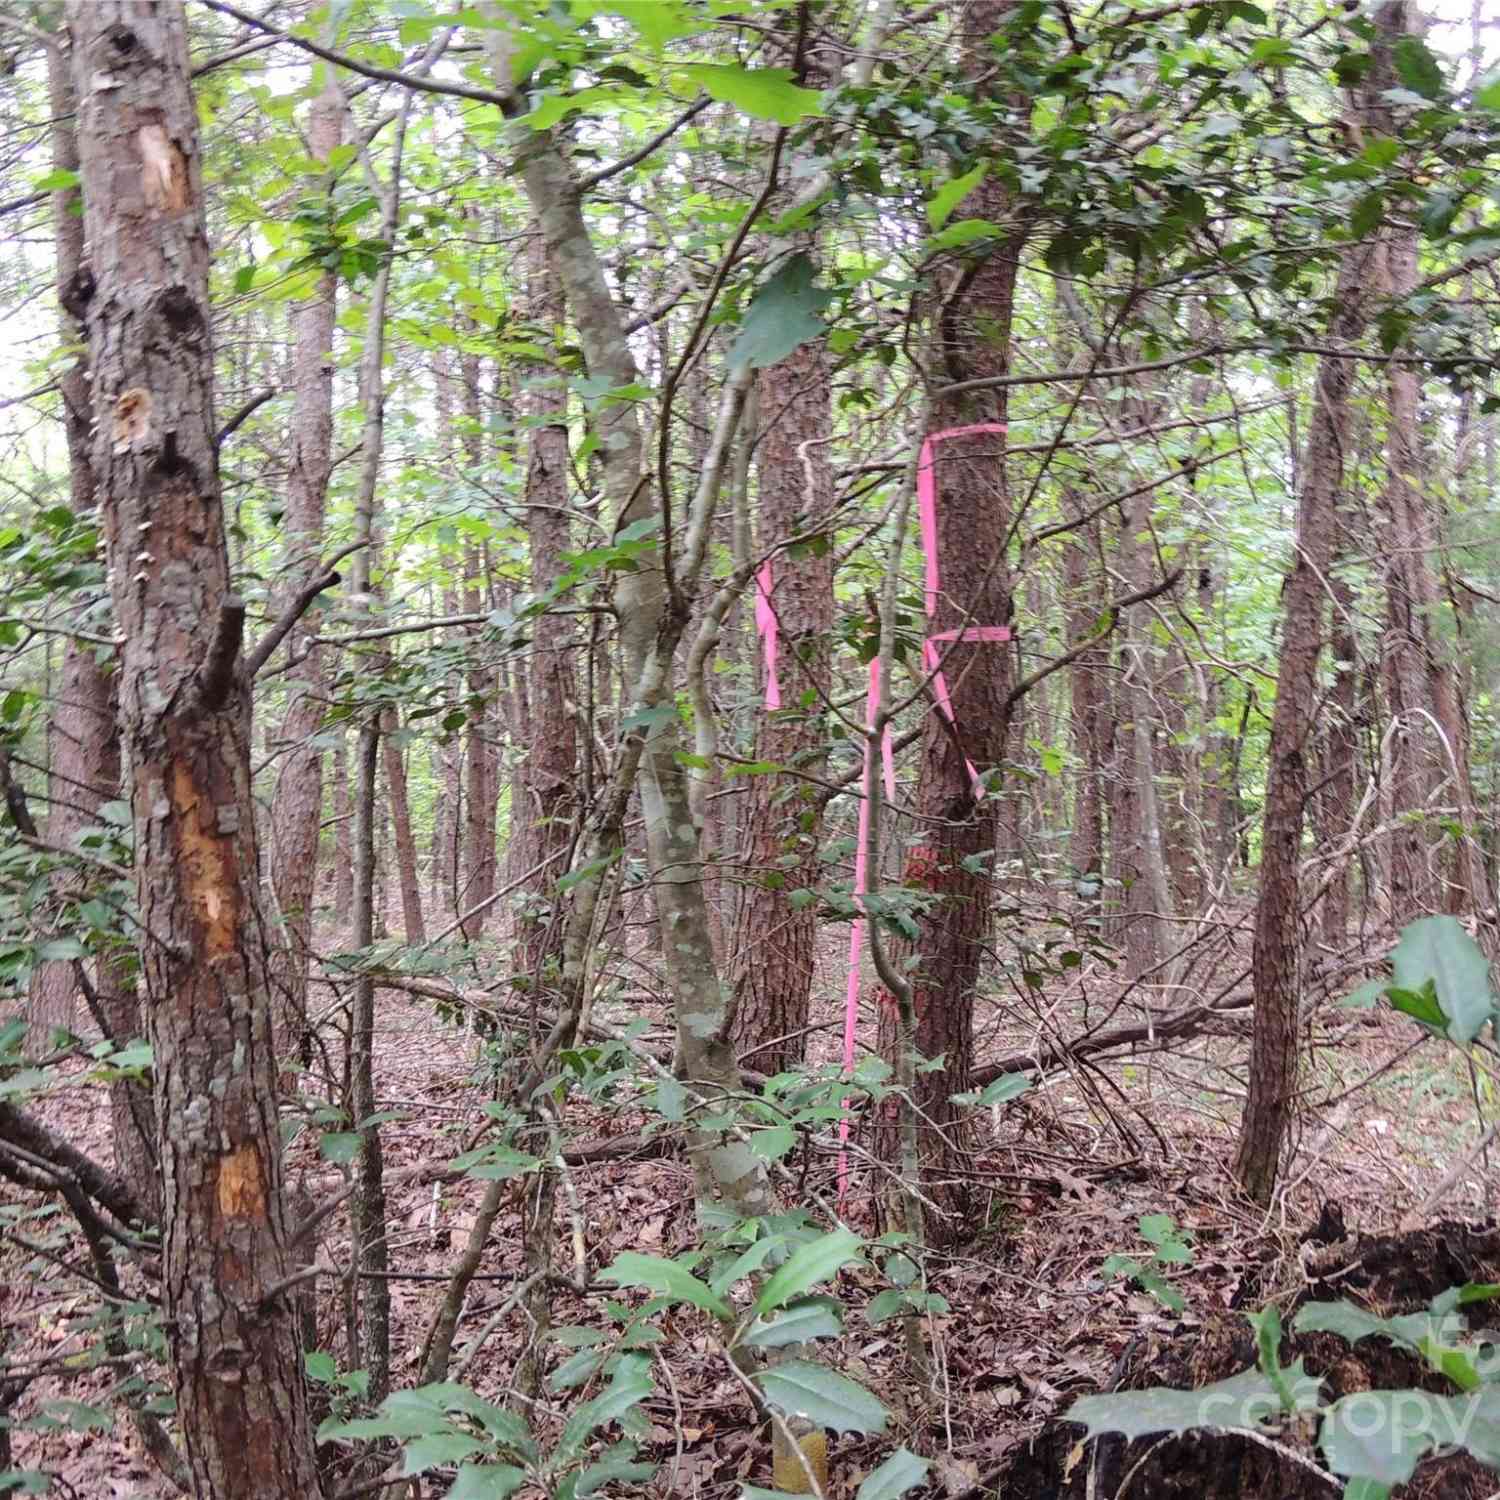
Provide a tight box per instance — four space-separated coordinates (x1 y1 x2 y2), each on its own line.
755 425 1012 1200
755 559 781 710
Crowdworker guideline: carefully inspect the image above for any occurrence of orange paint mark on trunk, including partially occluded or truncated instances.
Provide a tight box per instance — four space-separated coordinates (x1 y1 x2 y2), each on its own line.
216 1143 265 1221
170 763 237 959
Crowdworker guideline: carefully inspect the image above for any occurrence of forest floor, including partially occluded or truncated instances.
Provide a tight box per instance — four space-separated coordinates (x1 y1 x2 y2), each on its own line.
4 916 1495 1499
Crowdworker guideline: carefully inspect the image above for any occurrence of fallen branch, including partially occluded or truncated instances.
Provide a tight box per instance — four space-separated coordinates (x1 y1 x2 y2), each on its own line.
0 1099 150 1232
971 987 1252 1086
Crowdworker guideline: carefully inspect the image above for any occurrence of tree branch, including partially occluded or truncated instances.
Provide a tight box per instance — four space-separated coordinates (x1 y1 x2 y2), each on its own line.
214 386 277 447
244 540 365 680
196 0 517 107
578 96 712 190
0 1100 150 1231
195 595 246 713
1005 569 1182 710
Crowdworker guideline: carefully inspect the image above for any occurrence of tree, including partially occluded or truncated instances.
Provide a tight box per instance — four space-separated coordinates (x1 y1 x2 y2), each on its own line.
1232 8 1397 1204
269 63 342 1071
64 2 322 1492
877 0 1026 1219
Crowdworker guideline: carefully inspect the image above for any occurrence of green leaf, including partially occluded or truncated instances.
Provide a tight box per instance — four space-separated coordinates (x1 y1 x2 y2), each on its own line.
1136 1268 1185 1313
754 1361 888 1435
865 1289 909 1324
953 1073 1033 1108
1385 983 1448 1033
1418 1335 1481 1392
750 1124 796 1161
1342 1481 1391 1500
31 168 80 192
319 1131 363 1163
1069 1362 1321 1441
709 1234 784 1297
401 1433 484 1476
741 1296 844 1349
753 1228 863 1316
857 1447 931 1500
525 85 625 131
599 1252 732 1320
926 218 999 252
1450 1282 1500 1309
678 64 822 125
1390 916 1495 1042
1477 77 1500 111
1391 36 1445 100
1293 1301 1428 1351
37 937 86 962
447 1464 528 1500
581 1 700 50
1350 191 1384 238
1341 978 1388 1010
927 164 988 231
1440 1387 1500 1466
557 1357 653 1463
550 1349 605 1391
304 1351 337 1384
572 1443 656 1495
727 253 833 374
1321 1390 1438 1484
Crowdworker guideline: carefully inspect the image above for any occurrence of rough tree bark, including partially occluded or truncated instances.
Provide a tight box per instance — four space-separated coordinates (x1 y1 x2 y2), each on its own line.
381 707 427 945
460 339 499 936
877 0 1024 1223
1064 521 1107 890
269 69 342 1068
516 226 576 995
726 30 836 1075
28 34 158 1204
64 2 322 1492
1233 4 1401 1200
1378 208 1487 924
725 344 834 1074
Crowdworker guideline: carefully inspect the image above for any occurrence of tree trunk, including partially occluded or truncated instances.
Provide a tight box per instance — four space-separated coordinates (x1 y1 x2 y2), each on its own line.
483 23 772 1228
332 729 353 917
65 3 321 1491
269 71 342 1070
1064 525 1106 888
1234 228 1384 1205
726 97 836 1074
460 347 498 936
1318 570 1360 948
517 228 576 996
382 709 427 945
1234 0 1424 1205
876 0 1024 1222
29 37 158 1204
1378 216 1488 924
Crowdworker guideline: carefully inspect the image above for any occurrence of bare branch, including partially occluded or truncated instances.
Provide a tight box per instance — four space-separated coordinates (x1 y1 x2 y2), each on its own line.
215 386 277 447
195 595 247 713
578 96 712 190
244 540 366 679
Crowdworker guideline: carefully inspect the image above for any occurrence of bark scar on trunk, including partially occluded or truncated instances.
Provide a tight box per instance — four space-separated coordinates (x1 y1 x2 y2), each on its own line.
216 1143 266 1222
170 762 238 959
138 121 189 214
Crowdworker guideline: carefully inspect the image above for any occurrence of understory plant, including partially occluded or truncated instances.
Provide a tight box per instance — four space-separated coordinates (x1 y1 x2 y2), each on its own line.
1071 914 1500 1498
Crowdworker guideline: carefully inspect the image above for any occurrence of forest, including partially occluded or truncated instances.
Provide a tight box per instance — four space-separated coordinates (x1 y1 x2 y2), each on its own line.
2 0 1500 1496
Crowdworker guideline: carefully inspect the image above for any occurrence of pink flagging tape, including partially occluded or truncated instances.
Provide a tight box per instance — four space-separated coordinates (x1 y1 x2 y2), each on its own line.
755 559 781 710
838 657 890 1199
838 422 1010 1200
